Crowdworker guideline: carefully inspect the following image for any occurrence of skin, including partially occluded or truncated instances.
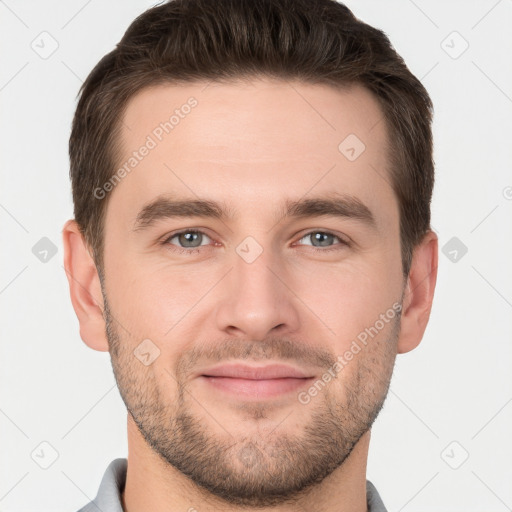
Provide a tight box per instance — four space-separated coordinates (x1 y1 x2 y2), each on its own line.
63 78 438 512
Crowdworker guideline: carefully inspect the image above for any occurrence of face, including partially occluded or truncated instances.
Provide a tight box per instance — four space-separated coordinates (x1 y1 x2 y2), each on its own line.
100 79 405 506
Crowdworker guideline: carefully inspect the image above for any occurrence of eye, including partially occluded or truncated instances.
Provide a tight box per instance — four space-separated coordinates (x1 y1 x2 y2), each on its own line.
164 230 213 251
160 229 348 255
296 231 349 251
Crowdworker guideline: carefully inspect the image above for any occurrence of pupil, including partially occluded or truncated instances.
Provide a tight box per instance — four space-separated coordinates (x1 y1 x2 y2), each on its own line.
314 232 332 247
180 232 200 247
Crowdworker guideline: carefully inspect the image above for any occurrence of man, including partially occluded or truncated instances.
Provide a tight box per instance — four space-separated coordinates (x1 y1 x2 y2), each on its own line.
63 0 438 510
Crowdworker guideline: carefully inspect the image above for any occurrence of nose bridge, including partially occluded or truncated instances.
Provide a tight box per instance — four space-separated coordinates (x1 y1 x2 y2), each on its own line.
214 243 299 339
235 249 278 305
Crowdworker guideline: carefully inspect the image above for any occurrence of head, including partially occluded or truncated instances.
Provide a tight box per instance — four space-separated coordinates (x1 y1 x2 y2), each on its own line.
63 0 437 507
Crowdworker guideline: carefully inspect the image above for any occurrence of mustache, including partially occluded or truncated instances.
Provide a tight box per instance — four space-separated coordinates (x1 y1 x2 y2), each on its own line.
175 337 337 378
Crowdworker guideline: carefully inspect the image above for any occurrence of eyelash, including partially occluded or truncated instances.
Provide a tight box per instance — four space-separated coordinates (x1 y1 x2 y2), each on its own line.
161 229 350 255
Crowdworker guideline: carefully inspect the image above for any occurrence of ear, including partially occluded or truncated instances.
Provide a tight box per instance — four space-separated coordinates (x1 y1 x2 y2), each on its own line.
62 219 109 352
397 230 438 354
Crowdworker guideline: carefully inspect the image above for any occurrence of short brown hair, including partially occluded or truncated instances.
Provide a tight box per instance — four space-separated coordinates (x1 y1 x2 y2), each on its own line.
69 0 434 278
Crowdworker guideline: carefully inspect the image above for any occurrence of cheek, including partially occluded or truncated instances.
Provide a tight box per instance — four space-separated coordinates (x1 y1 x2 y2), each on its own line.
290 255 402 348
104 257 216 345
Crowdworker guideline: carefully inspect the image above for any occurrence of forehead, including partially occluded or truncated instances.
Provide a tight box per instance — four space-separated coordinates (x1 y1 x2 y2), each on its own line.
109 78 396 230
121 78 388 158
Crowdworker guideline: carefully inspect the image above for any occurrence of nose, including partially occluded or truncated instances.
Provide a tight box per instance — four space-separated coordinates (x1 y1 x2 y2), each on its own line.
214 248 301 341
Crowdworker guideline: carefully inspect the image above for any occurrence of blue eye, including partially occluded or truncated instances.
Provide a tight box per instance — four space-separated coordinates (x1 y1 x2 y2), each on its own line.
165 230 212 250
297 231 348 251
161 229 348 256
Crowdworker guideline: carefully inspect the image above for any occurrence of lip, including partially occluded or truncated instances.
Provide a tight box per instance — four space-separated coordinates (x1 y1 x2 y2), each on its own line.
200 363 312 380
198 363 314 400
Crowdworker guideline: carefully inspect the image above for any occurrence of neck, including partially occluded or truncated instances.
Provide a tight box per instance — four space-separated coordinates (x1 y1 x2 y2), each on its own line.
122 415 370 512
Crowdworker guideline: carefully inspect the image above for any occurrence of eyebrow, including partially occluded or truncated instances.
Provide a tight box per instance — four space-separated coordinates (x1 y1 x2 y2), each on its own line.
132 193 377 231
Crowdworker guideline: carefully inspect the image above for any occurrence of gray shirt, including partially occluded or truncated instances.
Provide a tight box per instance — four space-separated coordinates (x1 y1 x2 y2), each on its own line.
77 458 388 512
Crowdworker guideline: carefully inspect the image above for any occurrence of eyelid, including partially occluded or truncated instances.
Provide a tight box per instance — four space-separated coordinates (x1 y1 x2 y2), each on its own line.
161 227 350 255
293 229 350 246
163 228 214 246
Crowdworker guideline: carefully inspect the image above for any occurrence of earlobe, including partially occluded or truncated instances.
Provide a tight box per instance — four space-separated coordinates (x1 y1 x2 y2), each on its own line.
397 230 438 354
62 219 109 352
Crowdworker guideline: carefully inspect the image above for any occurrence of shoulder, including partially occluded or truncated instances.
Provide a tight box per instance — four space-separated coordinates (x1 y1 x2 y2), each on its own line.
366 480 388 512
75 458 127 512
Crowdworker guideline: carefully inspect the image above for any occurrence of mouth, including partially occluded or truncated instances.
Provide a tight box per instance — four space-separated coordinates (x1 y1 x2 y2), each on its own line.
198 363 315 400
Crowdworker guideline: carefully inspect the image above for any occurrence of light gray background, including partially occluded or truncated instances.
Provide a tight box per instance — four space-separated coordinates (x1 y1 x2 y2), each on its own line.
1 1 511 510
